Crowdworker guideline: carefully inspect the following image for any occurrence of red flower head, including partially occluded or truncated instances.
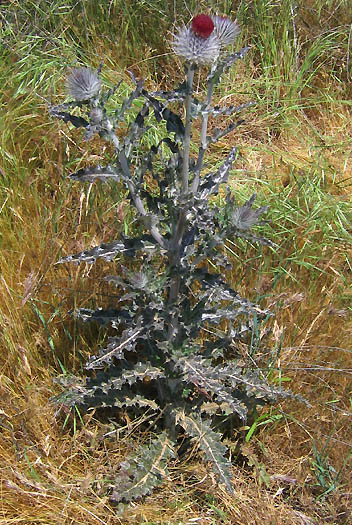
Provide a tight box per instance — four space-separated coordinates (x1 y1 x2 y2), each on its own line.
191 14 215 38
172 13 239 66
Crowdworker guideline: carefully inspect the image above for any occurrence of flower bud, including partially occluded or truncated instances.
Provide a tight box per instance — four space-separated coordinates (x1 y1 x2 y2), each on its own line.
212 15 240 48
66 68 101 101
172 14 220 66
90 107 104 124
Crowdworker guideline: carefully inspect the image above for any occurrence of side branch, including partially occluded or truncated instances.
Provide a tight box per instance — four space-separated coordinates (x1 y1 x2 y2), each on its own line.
181 65 195 194
118 151 168 250
190 76 214 193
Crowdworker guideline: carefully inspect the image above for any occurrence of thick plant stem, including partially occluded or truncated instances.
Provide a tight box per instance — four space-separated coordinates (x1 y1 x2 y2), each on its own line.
181 65 195 194
190 78 214 193
168 64 195 342
167 210 186 342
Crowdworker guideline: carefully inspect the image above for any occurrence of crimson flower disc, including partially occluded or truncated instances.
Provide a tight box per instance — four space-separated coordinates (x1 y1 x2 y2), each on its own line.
191 14 215 38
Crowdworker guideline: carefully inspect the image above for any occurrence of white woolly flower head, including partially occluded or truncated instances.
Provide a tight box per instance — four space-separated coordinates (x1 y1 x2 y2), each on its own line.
66 67 101 101
172 14 220 66
172 26 220 65
211 15 240 48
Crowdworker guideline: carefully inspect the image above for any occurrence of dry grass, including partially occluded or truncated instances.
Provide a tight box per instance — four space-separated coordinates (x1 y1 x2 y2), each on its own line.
1 1 352 523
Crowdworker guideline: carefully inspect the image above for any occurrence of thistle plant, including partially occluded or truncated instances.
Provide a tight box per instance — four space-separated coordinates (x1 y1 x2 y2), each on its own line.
50 13 293 503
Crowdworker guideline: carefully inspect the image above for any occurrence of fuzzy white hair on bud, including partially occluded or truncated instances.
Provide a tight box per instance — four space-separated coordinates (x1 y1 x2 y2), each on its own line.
172 25 220 65
66 67 101 101
211 16 240 48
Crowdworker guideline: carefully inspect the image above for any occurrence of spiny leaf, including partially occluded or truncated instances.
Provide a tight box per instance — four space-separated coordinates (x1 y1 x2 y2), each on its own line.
210 101 254 117
197 147 237 199
69 165 122 182
199 401 236 416
123 103 150 151
85 321 145 370
57 369 161 410
79 382 159 410
49 107 89 128
208 46 250 85
114 74 144 123
72 307 132 326
115 361 166 387
174 355 247 420
148 82 188 102
144 93 185 139
174 410 234 494
206 120 244 146
187 270 271 323
56 235 158 264
85 361 165 393
111 432 175 503
201 308 247 322
82 385 160 411
51 375 86 407
118 394 158 410
221 364 292 403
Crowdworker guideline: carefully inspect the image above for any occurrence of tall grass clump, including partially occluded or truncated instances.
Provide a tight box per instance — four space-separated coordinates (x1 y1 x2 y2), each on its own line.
49 12 303 505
